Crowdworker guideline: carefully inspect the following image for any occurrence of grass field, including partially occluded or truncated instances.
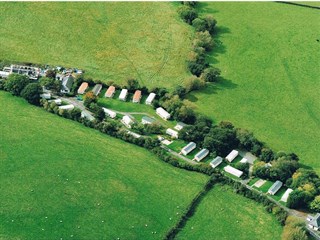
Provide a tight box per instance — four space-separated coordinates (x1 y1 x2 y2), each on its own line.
188 2 320 173
0 2 192 89
176 185 283 240
0 91 209 240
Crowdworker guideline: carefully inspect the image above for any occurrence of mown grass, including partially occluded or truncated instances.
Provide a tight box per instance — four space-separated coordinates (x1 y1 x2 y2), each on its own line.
188 2 320 173
176 185 282 240
0 91 210 240
0 2 193 89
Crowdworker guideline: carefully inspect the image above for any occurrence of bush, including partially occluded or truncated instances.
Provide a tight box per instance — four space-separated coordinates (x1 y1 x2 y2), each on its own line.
193 31 214 51
20 82 42 105
177 5 198 24
200 67 221 82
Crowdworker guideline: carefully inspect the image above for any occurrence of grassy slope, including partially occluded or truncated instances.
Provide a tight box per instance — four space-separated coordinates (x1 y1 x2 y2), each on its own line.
176 185 282 240
188 2 320 172
0 2 192 89
0 91 208 240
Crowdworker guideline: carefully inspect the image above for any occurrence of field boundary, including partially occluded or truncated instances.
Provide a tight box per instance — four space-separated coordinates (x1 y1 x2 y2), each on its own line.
276 1 320 10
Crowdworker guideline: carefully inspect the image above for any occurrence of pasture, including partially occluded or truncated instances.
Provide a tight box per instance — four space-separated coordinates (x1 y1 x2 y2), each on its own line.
0 91 209 239
176 185 283 240
0 2 192 88
189 2 320 173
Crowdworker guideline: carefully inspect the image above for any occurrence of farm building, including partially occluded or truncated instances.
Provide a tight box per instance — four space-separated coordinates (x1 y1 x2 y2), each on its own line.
119 89 128 101
180 142 196 156
145 92 156 105
9 64 40 80
127 131 141 139
194 149 209 162
280 188 293 202
308 213 320 231
224 165 243 178
48 99 62 105
132 90 142 103
77 82 88 94
40 93 51 100
166 128 178 138
267 180 283 195
92 84 102 96
61 75 74 93
210 156 223 169
141 116 155 125
105 86 116 98
121 115 134 128
156 107 171 120
225 150 239 162
59 104 74 110
174 122 187 131
102 107 117 119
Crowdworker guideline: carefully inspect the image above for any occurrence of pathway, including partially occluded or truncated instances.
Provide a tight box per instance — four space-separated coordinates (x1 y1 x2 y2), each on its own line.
161 145 198 165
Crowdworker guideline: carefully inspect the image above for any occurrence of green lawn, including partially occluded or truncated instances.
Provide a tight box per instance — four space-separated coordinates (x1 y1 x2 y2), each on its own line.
0 2 192 89
0 91 209 240
176 185 283 240
188 2 320 173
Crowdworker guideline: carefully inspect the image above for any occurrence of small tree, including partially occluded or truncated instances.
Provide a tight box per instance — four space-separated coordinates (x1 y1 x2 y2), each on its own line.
310 195 320 212
193 31 214 51
83 91 97 107
177 5 198 24
45 69 56 79
4 74 30 96
184 77 206 92
21 83 42 105
40 77 61 92
200 67 221 82
204 15 217 34
192 18 207 32
125 78 140 92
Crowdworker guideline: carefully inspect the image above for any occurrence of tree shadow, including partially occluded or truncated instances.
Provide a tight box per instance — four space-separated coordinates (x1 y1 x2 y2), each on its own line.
299 163 314 170
197 2 220 14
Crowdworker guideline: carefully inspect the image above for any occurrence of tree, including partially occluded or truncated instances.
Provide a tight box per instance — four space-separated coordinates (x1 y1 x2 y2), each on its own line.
187 62 207 76
286 189 311 209
260 148 275 162
193 31 214 51
83 91 97 107
40 77 61 92
252 161 270 179
310 195 320 212
282 216 308 240
192 18 207 32
177 105 196 124
125 78 140 92
89 103 105 121
182 1 197 7
200 67 221 82
173 85 187 98
4 74 30 96
204 15 217 34
177 6 198 24
184 77 206 92
70 108 82 121
20 83 42 105
269 158 299 182
45 69 56 79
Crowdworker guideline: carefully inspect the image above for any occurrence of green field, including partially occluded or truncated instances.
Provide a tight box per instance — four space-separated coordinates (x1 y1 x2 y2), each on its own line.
188 2 320 173
0 2 192 88
0 91 209 240
177 185 283 240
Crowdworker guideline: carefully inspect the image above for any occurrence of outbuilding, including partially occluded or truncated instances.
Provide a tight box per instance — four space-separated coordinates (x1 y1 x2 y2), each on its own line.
102 107 117 119
145 92 156 105
166 128 178 138
210 156 223 169
119 89 128 101
132 90 142 103
92 84 102 96
180 142 196 156
194 149 209 162
225 150 239 162
105 86 116 98
224 165 243 178
156 107 170 120
77 82 88 94
267 180 283 195
121 115 134 128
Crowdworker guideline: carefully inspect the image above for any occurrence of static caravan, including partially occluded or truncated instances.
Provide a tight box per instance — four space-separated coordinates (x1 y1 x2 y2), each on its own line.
166 128 178 139
225 150 239 162
145 93 156 105
210 156 223 169
267 181 283 195
132 90 142 103
92 84 102 96
224 165 243 178
194 149 209 162
121 115 134 128
141 116 155 125
105 86 116 98
119 89 128 101
181 142 196 156
156 107 171 120
77 82 89 94
59 104 74 111
102 107 117 119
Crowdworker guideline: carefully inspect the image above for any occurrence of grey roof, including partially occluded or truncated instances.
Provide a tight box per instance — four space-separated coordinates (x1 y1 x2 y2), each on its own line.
310 213 320 228
142 116 155 123
183 142 196 152
195 149 209 159
61 75 74 91
92 84 102 96
268 180 283 194
210 156 223 165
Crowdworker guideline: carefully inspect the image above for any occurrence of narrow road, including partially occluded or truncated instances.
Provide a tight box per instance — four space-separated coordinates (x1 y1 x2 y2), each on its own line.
58 96 95 121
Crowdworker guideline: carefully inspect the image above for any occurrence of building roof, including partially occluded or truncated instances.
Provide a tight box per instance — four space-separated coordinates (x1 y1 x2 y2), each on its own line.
61 75 74 91
77 82 88 94
119 89 128 99
174 122 187 131
146 92 156 103
142 116 155 123
105 86 116 97
102 107 116 118
225 150 239 162
210 156 223 167
127 131 141 138
195 149 209 161
133 90 142 101
280 188 293 203
268 180 283 194
122 115 133 125
59 104 74 110
92 84 102 96
166 128 178 137
224 165 243 178
182 142 196 153
310 213 320 228
156 107 170 119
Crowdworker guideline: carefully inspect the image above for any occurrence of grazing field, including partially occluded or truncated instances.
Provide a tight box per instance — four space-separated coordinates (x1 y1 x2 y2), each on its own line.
0 2 192 88
176 185 282 240
188 2 320 172
0 91 209 240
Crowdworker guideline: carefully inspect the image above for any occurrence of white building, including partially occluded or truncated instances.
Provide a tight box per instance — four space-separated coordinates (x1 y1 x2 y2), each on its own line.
194 149 209 162
119 89 128 101
210 156 223 169
166 128 178 138
121 115 134 128
174 122 187 131
224 165 243 178
225 150 239 162
102 107 117 119
280 188 293 203
48 99 62 105
180 142 196 156
156 107 170 120
145 92 156 105
127 131 141 138
307 213 320 231
81 111 95 121
59 104 74 110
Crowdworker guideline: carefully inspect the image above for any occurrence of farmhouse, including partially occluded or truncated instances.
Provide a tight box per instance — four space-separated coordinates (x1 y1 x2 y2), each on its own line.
121 115 134 128
210 156 223 169
119 89 128 101
77 82 88 94
194 149 209 162
105 86 116 98
308 213 320 231
145 92 156 105
61 75 74 94
156 107 170 120
224 165 243 178
102 107 117 119
92 84 102 96
174 122 187 131
225 150 239 162
180 142 196 156
59 104 74 110
132 90 142 103
267 180 283 195
166 128 178 138
141 116 155 125
280 188 293 203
